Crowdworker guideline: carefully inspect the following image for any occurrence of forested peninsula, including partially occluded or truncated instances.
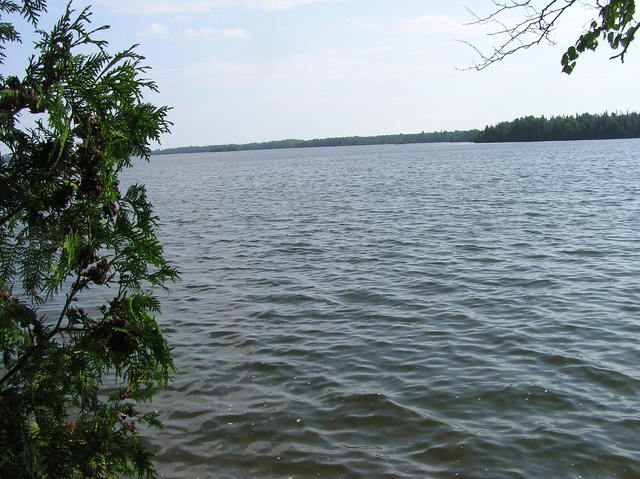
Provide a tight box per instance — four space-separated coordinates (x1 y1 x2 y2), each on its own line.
475 112 640 143
152 112 640 155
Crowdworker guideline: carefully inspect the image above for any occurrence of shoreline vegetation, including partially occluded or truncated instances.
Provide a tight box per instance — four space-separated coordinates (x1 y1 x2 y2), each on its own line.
152 130 478 155
152 111 640 156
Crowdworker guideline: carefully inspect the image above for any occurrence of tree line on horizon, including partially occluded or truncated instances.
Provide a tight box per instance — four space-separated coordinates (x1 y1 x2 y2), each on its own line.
152 130 479 155
152 111 640 155
475 112 640 143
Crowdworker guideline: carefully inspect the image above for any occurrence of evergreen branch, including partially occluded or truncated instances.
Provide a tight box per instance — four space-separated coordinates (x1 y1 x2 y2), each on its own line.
0 206 20 226
0 270 82 387
0 2 175 476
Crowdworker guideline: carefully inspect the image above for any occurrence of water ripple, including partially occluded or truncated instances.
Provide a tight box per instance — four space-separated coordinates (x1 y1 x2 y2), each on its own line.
123 140 640 478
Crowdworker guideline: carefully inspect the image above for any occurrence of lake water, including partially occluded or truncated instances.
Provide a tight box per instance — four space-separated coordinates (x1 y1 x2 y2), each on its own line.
125 140 640 479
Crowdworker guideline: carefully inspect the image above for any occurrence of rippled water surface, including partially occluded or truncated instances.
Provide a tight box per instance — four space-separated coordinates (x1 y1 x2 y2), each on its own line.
126 140 640 478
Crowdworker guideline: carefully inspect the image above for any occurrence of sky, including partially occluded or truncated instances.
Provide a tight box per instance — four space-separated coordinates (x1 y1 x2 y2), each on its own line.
6 0 640 148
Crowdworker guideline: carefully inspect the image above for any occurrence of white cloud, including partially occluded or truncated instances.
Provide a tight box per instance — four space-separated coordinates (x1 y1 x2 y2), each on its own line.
357 15 491 38
183 26 247 38
239 0 344 10
398 15 473 36
182 57 264 84
221 27 248 38
100 0 346 14
180 45 447 88
137 23 170 37
184 27 217 37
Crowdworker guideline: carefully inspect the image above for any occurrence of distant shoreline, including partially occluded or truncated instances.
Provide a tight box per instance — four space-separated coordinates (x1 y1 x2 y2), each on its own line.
151 130 478 156
152 111 640 156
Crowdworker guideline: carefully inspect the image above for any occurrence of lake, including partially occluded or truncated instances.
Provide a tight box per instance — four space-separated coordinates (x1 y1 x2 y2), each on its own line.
125 140 640 478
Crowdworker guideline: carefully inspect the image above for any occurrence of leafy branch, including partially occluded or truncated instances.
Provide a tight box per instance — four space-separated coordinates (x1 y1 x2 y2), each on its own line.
463 0 638 74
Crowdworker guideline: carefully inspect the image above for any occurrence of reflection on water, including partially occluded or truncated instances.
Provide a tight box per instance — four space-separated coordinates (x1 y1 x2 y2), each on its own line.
122 140 640 478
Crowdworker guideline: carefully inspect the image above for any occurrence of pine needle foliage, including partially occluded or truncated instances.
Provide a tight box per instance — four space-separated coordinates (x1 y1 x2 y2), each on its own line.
0 1 178 477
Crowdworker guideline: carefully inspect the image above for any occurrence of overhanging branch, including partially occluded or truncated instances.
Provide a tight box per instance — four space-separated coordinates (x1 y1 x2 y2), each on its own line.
463 0 580 71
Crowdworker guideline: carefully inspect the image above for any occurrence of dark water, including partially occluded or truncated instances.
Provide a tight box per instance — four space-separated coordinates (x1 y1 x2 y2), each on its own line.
126 140 640 479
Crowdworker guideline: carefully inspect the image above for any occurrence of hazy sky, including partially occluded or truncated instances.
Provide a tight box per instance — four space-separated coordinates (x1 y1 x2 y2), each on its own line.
8 0 640 148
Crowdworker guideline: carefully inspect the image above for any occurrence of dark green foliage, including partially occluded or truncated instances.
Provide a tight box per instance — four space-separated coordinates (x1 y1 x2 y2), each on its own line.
153 129 479 155
475 111 640 143
562 1 638 74
0 2 177 478
0 1 46 61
